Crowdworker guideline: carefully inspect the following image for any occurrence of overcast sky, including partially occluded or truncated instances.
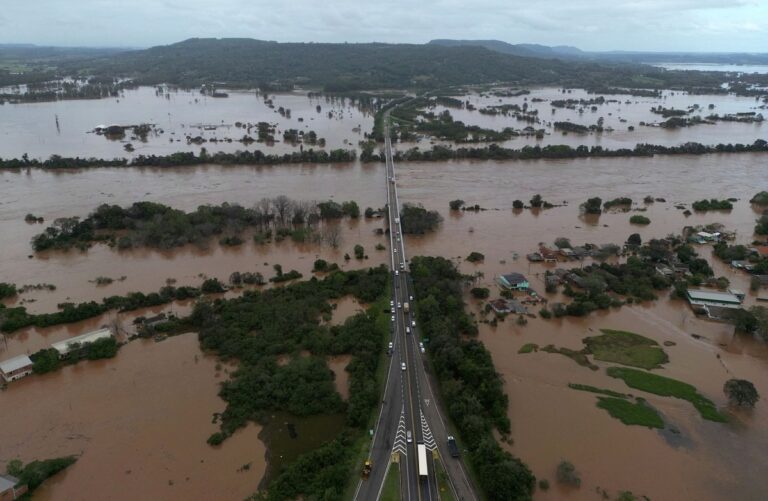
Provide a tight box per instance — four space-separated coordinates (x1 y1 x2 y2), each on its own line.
1 0 766 52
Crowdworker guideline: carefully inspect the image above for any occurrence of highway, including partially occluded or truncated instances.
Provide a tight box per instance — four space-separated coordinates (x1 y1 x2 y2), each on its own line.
353 122 478 501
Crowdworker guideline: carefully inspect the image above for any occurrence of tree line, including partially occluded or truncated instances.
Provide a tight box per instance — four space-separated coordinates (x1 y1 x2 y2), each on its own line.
409 256 536 500
30 198 362 252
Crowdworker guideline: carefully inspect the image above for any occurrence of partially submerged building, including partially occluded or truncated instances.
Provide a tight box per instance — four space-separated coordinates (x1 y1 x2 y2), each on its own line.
497 273 530 290
51 327 113 358
0 355 33 383
0 474 27 500
490 299 528 315
686 289 744 319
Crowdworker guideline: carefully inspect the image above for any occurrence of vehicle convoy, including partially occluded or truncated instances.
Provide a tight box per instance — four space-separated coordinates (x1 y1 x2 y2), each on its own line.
447 436 460 458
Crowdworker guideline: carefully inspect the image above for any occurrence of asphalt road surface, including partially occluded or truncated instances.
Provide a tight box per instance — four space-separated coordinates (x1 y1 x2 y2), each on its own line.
353 121 478 501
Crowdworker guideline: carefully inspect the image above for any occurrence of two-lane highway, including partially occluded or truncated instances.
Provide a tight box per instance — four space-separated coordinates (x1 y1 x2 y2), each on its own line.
354 121 478 501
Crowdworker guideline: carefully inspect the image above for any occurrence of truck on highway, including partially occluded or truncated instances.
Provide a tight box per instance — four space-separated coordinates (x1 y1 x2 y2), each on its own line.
417 443 428 477
447 436 460 458
362 459 372 478
403 302 409 313
394 217 400 224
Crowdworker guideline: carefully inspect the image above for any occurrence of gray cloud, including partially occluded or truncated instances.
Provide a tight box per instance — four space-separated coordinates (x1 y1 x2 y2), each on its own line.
0 0 765 51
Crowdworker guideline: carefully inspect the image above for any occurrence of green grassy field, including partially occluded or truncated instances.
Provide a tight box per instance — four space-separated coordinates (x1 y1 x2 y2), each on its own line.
380 462 401 501
584 329 669 370
568 383 629 399
541 344 599 370
518 343 539 354
596 396 665 428
607 367 727 422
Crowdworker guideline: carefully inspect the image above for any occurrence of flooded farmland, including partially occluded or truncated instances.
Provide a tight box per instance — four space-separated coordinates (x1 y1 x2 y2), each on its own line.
1 88 768 499
0 333 266 501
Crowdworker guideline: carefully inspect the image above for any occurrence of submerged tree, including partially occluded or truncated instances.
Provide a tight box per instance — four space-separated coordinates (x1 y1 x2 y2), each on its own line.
723 379 759 408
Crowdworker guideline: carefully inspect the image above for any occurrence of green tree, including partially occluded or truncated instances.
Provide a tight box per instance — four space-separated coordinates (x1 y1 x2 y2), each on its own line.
581 197 603 214
723 379 759 407
449 199 465 210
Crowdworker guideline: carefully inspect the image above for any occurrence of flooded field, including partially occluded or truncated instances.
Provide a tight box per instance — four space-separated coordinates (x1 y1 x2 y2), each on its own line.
0 87 372 159
2 132 768 498
392 155 768 500
418 87 765 150
0 333 266 501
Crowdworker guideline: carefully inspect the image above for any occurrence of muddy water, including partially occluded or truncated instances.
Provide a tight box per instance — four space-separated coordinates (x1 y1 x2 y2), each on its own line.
328 355 352 400
0 333 266 501
390 155 768 500
0 162 388 314
0 87 371 159
2 147 768 498
416 87 766 150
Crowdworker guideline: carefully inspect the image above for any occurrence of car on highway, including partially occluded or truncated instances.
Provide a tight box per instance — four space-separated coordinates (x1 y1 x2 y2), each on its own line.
406 327 411 335
401 362 406 371
397 302 402 309
390 300 394 308
419 342 425 354
395 270 399 276
409 295 414 301
394 248 397 253
391 315 395 322
411 320 416 327
406 430 412 443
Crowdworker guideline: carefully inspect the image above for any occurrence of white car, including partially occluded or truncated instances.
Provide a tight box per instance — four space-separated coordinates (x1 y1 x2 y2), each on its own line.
401 362 406 371
388 341 394 350
406 430 412 443
406 327 411 335
419 342 425 354
391 315 395 322
409 295 414 301
397 302 402 309
411 320 416 327
390 300 394 307
395 270 399 276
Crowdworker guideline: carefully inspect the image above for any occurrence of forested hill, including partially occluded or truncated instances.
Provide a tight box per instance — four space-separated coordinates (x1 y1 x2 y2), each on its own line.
66 37 727 92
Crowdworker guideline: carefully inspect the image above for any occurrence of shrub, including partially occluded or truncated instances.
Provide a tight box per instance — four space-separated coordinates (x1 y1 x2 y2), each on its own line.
449 199 465 210
723 379 759 407
538 479 550 491
750 191 768 205
581 197 603 214
512 200 524 209
629 215 650 225
354 244 365 259
470 287 490 299
466 251 485 263
556 460 581 486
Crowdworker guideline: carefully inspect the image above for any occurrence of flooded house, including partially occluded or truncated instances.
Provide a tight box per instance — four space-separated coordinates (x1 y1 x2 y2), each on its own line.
490 298 528 314
0 474 27 501
0 355 34 383
496 273 530 290
51 327 113 358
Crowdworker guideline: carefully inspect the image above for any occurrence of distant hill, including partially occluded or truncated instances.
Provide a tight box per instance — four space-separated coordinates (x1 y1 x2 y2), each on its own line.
428 39 584 59
428 39 768 65
73 37 617 91
63 37 733 92
3 38 759 93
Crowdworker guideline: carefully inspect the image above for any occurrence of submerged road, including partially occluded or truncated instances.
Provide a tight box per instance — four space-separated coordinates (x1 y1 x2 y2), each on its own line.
353 122 478 501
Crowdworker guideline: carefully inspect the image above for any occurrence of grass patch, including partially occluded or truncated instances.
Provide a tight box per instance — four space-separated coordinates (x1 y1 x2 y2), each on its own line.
518 343 539 354
568 383 628 399
380 462 401 501
606 367 727 422
596 396 664 428
541 344 598 370
584 329 669 370
434 457 456 501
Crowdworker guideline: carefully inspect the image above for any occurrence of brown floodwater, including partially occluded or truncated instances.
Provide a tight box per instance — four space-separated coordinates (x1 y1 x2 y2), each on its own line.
0 87 372 159
0 333 266 501
417 87 766 150
2 146 768 499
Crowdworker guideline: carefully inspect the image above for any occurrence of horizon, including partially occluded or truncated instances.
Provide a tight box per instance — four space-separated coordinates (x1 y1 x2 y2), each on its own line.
1 38 768 55
0 0 766 52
